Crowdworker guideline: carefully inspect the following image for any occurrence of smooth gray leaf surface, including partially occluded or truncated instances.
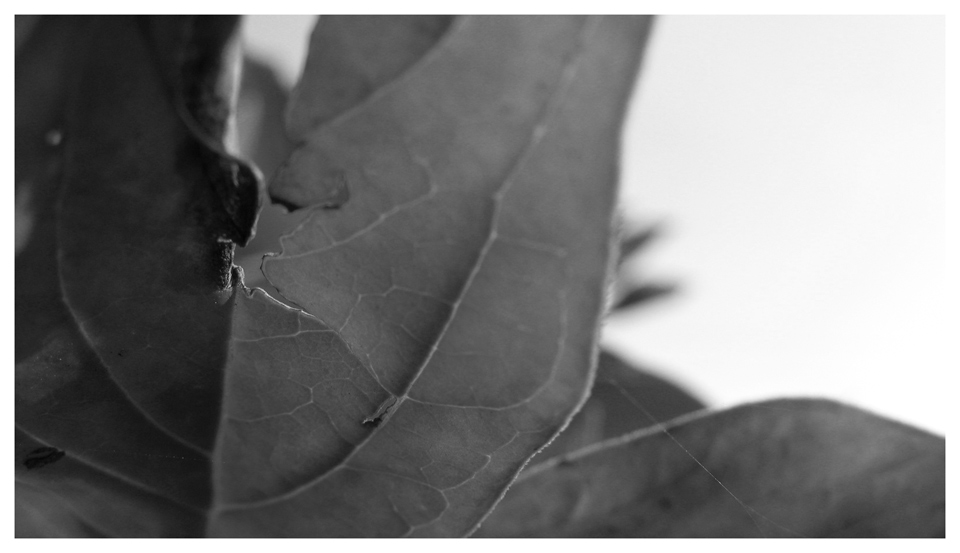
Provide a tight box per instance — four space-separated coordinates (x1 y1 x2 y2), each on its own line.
285 15 455 142
475 399 945 537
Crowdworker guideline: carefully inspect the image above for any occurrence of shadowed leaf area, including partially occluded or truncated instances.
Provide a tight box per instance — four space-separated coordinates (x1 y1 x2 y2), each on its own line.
474 399 945 537
15 15 652 537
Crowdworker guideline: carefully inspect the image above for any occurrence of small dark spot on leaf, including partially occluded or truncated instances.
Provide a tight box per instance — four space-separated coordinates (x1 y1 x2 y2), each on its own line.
657 496 673 511
24 447 65 470
362 396 398 428
117 349 128 357
362 417 383 428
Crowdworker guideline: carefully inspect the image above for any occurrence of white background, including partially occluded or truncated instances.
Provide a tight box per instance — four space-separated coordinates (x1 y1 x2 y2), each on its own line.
241 15 948 434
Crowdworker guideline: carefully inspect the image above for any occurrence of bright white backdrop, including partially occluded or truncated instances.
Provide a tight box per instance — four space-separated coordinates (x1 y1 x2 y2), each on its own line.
242 15 947 434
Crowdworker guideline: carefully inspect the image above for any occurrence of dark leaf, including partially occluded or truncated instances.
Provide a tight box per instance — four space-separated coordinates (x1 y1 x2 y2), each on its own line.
16 481 106 538
16 16 258 536
15 15 41 53
617 224 660 267
612 283 679 311
474 399 945 537
608 223 677 311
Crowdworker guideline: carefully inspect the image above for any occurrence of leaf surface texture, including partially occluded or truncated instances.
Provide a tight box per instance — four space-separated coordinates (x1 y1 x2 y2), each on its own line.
225 15 651 537
475 399 946 537
15 15 650 537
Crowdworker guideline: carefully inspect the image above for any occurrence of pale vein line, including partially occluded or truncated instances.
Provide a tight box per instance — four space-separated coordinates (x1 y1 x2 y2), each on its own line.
217 15 598 514
275 181 440 261
401 276 569 413
15 423 205 514
493 233 568 258
604 378 807 538
406 430 523 537
233 329 331 343
344 464 444 492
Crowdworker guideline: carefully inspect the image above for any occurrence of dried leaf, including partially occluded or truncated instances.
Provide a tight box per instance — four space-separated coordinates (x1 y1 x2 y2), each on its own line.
475 399 945 537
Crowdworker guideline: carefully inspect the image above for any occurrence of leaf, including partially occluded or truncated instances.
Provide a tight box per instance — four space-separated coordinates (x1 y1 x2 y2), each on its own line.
532 350 705 462
218 15 653 537
16 15 652 537
617 224 660 267
15 15 41 53
285 15 456 142
474 399 945 537
609 223 678 311
16 481 105 538
16 16 260 536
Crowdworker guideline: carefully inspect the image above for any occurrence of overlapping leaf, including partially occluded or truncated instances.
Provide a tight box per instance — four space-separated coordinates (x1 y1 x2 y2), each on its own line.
475 399 945 537
531 351 705 462
15 15 651 537
285 15 455 141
